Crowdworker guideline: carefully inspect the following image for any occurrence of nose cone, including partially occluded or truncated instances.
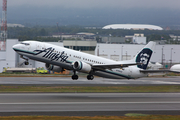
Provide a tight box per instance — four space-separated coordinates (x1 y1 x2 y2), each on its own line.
12 44 20 51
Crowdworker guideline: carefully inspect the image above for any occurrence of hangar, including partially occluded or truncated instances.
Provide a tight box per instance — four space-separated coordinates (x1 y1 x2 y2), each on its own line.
102 24 163 30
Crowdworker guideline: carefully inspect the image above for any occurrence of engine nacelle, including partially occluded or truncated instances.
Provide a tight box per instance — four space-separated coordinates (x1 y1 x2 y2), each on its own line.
73 61 92 73
170 64 180 73
45 63 64 72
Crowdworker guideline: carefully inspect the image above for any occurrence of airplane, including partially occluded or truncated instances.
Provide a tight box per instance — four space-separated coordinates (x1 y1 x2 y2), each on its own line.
12 41 179 80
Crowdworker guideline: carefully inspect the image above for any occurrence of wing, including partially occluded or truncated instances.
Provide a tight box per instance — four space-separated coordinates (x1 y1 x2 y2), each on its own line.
92 62 140 70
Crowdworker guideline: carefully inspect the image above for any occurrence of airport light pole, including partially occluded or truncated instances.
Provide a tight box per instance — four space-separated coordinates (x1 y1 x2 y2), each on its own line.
121 45 123 60
126 51 127 60
161 46 164 68
170 48 173 67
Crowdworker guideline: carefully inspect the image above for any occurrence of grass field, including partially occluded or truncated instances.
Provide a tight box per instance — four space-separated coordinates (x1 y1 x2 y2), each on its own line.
0 115 180 120
1 72 179 77
0 85 180 93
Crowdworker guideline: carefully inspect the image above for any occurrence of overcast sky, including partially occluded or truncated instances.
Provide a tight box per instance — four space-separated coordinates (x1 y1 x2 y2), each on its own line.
5 0 180 10
2 0 180 26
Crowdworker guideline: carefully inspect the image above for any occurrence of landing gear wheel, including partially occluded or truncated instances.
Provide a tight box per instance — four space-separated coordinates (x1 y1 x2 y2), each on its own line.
72 71 78 80
87 75 94 80
24 61 29 65
72 75 78 80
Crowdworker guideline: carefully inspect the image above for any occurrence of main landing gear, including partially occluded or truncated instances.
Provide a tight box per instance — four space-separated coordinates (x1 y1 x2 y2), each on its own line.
71 71 94 80
87 74 94 80
72 71 78 80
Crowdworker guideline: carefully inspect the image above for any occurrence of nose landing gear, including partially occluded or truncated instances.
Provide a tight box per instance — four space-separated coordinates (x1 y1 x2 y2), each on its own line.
20 55 29 65
24 61 29 65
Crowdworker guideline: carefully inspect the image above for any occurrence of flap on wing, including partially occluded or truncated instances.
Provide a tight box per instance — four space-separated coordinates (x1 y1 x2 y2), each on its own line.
92 62 140 70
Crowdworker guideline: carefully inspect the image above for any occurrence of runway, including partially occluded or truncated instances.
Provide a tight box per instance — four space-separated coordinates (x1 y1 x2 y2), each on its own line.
0 76 180 85
0 77 180 116
0 93 180 116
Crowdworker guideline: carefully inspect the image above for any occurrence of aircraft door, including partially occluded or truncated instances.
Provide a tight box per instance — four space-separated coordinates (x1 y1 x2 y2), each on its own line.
36 43 41 50
36 43 45 50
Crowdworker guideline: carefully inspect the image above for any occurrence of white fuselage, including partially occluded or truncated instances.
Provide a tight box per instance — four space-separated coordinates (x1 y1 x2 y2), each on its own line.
13 41 148 79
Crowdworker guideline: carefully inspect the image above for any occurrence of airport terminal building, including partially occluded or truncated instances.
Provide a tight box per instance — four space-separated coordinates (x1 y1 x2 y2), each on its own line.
0 39 180 73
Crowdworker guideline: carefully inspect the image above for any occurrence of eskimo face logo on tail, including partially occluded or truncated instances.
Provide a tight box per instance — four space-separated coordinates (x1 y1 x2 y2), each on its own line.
136 48 152 69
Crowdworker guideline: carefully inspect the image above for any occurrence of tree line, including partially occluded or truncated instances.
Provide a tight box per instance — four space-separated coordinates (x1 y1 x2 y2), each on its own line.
7 26 180 43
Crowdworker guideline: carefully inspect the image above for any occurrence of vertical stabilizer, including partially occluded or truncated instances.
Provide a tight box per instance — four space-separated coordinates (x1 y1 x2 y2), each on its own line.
133 41 156 70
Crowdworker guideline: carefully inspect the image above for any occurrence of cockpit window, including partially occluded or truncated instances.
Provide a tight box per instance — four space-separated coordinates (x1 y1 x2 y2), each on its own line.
21 42 30 46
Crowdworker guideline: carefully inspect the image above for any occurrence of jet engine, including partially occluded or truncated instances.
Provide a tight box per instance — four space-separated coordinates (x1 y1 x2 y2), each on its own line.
45 63 64 72
73 61 91 73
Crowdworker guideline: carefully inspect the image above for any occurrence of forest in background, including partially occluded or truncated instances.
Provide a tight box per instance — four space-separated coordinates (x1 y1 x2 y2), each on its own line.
7 26 180 43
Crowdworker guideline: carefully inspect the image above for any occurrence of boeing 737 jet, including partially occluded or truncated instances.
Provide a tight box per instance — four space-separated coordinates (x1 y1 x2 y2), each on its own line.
12 41 179 80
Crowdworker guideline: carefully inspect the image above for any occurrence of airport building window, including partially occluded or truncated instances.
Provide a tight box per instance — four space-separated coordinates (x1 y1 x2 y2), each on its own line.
64 46 96 51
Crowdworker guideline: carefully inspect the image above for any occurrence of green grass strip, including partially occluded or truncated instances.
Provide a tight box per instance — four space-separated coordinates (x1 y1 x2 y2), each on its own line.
0 85 180 93
125 113 149 117
0 115 180 120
